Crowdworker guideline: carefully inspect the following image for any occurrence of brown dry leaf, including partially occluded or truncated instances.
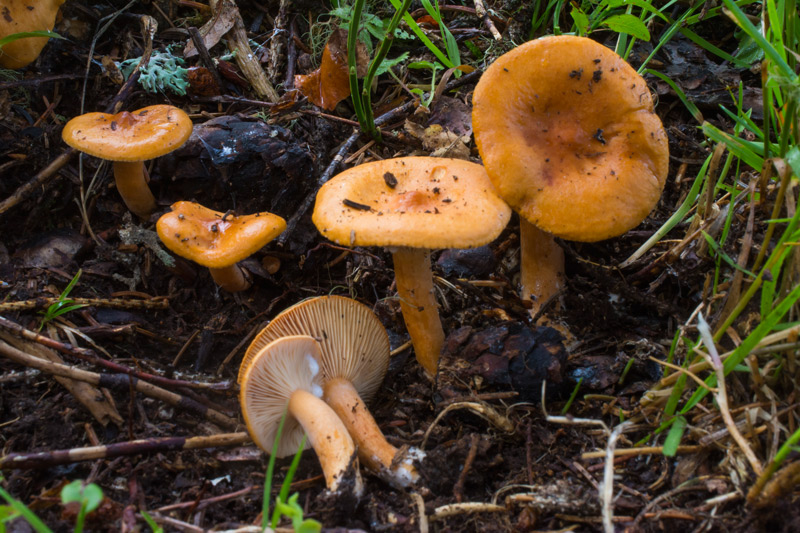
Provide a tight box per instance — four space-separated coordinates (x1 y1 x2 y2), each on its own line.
183 0 238 58
294 28 368 111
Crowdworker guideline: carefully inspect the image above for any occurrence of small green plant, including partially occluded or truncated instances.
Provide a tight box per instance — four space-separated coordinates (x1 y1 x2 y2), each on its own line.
38 269 88 331
405 60 441 108
0 475 102 533
60 481 103 533
117 47 189 96
347 0 414 141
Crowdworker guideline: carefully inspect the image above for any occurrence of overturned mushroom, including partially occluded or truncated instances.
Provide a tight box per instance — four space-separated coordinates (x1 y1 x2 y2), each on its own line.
239 335 363 494
472 35 669 317
240 296 423 488
312 157 511 377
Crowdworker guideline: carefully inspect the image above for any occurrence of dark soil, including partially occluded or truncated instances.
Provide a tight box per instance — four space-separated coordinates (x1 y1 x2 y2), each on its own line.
1 1 798 532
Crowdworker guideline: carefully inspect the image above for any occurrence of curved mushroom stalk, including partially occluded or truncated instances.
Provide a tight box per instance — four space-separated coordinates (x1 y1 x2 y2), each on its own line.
209 265 251 292
288 389 364 495
112 161 156 219
519 219 565 318
239 335 363 496
391 247 445 379
323 377 423 488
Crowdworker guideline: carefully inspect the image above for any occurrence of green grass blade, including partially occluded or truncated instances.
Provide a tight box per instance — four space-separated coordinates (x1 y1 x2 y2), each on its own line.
644 69 703 123
663 415 687 456
271 435 308 529
619 154 710 267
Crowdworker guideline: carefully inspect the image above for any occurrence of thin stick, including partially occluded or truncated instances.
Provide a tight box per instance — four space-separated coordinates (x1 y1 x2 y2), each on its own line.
0 149 75 215
473 0 502 39
647 356 717 392
601 422 630 533
0 297 169 312
0 340 238 429
0 432 250 470
581 445 703 460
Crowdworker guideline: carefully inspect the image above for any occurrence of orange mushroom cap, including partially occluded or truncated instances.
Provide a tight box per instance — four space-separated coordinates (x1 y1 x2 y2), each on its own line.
473 35 669 242
0 0 65 69
156 201 286 269
312 157 511 249
62 105 193 162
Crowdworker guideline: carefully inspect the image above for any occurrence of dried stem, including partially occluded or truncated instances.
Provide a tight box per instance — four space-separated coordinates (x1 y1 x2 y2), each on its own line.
697 314 763 476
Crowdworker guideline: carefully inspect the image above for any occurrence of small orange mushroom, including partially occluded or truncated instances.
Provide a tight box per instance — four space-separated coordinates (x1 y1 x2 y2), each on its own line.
62 105 193 219
312 157 511 378
156 201 286 292
472 35 669 317
0 0 65 69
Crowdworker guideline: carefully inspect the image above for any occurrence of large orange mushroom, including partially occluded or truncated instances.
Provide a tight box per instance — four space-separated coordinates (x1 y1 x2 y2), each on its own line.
62 105 193 219
472 35 669 316
312 157 511 378
0 0 65 69
157 201 286 292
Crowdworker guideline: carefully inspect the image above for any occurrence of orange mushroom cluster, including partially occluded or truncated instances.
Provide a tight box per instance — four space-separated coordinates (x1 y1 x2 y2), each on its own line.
47 31 671 504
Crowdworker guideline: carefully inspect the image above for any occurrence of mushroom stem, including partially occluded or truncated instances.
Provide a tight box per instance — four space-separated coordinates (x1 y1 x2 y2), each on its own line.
209 265 251 292
287 388 363 494
391 247 445 378
519 218 565 317
112 161 156 219
323 377 420 487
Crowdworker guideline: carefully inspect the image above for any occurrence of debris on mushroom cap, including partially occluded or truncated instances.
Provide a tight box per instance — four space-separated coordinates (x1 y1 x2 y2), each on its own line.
472 35 669 242
62 105 193 162
156 201 286 269
312 157 511 250
0 0 65 69
238 296 390 400
239 335 325 457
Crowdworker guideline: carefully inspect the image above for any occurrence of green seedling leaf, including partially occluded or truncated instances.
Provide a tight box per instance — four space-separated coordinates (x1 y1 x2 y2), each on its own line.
602 14 650 41
0 31 64 50
275 494 322 533
60 481 103 514
663 416 687 456
375 52 409 76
